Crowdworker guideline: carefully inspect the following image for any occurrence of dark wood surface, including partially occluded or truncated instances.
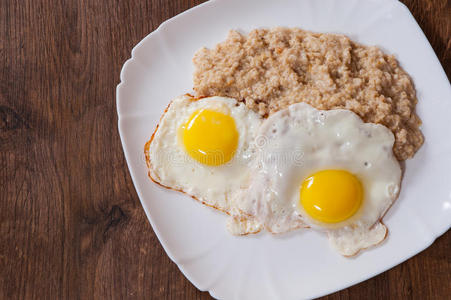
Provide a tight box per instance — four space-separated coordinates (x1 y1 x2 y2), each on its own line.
1 0 450 299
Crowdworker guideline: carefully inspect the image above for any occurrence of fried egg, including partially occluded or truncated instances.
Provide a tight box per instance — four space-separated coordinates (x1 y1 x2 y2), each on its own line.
234 102 402 256
145 95 263 234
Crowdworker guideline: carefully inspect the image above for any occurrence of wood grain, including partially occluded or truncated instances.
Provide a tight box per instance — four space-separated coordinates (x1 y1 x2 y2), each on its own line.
0 0 449 299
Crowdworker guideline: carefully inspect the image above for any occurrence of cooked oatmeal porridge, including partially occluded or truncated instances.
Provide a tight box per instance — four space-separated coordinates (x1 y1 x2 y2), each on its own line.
193 27 423 160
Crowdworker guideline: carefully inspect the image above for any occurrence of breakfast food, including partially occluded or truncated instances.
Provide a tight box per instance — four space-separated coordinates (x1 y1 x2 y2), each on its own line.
233 103 401 256
193 28 423 161
145 95 263 234
145 27 423 256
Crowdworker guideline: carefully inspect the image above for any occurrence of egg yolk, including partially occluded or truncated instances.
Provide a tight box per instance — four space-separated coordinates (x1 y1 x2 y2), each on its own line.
182 109 239 166
300 170 363 223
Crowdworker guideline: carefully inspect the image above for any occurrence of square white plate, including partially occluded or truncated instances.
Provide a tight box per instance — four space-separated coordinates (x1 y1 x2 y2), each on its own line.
116 0 451 299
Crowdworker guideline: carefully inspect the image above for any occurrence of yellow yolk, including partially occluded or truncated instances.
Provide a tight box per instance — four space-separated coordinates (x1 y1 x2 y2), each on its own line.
300 170 363 223
181 109 239 166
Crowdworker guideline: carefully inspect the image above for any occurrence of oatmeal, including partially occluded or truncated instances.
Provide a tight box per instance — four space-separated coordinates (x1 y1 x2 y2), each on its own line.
193 28 423 160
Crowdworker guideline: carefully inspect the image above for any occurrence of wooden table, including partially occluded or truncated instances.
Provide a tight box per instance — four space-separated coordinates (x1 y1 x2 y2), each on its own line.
1 0 450 299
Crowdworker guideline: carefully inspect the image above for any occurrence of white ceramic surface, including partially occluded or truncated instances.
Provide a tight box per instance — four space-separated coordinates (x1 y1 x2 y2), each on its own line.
116 0 451 299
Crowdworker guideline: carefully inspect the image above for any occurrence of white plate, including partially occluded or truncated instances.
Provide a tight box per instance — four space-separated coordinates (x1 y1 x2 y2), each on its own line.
116 0 451 298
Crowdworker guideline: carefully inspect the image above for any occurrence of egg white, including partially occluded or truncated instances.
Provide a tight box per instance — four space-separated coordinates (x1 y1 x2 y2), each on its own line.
235 102 402 256
145 95 263 234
